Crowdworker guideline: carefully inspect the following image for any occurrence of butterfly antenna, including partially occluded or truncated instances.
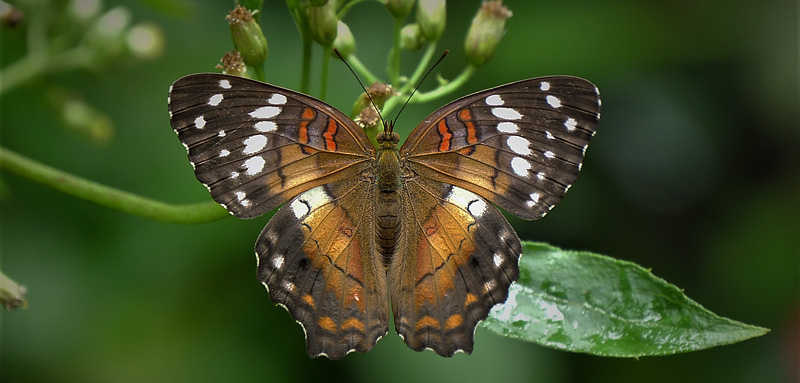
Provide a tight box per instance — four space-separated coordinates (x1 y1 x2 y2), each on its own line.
333 48 388 132
393 50 450 126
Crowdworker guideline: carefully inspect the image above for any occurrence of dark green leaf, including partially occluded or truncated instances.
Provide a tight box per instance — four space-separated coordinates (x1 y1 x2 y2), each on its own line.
481 242 769 356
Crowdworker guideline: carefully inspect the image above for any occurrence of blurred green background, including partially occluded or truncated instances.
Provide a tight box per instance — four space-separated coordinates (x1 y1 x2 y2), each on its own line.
1 0 797 382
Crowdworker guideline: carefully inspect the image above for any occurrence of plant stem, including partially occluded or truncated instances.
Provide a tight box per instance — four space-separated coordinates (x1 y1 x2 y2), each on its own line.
388 17 404 86
0 46 92 96
300 36 312 94
251 64 267 82
347 55 378 86
0 147 230 224
320 45 332 100
410 64 476 103
382 42 438 116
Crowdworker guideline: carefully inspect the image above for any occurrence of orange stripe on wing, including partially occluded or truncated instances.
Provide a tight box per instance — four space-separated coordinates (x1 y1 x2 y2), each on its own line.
438 120 452 152
458 109 477 155
323 118 338 151
299 107 315 145
459 109 478 145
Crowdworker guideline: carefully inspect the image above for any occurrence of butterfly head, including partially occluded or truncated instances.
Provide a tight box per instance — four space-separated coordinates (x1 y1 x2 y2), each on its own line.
376 120 400 149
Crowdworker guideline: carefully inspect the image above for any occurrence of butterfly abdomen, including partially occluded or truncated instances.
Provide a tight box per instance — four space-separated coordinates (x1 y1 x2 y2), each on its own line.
374 131 403 266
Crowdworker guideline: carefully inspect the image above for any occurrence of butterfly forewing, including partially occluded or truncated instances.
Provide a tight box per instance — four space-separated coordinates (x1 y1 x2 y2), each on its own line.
168 73 375 218
401 76 600 220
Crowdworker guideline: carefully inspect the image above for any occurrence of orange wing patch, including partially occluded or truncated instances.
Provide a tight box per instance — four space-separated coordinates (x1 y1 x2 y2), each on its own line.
413 203 477 310
437 120 452 152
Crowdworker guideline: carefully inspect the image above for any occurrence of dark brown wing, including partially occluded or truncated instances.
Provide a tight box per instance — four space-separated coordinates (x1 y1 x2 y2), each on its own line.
168 73 375 218
401 76 600 220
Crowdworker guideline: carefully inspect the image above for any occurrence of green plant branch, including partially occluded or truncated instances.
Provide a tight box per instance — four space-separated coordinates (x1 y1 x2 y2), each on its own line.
388 17 403 86
408 64 476 103
0 147 230 224
382 42 438 116
300 36 312 93
336 0 370 19
250 64 266 82
346 54 379 86
320 45 332 100
0 46 93 96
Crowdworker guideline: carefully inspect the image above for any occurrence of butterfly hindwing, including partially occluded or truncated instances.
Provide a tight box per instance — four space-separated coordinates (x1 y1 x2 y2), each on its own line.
388 177 521 356
255 177 390 360
402 76 600 220
168 73 374 218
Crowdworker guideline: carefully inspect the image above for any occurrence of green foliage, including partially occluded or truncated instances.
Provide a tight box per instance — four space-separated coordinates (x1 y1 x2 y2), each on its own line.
482 243 768 356
1 0 794 381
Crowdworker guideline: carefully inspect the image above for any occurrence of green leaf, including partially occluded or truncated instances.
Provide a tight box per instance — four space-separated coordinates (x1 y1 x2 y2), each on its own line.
481 242 769 357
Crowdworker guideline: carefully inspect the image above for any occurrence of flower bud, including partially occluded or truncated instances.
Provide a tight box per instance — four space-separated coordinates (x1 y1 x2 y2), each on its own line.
464 0 511 67
352 82 394 129
386 0 415 20
1 3 23 28
48 88 113 145
416 0 445 42
332 21 355 58
227 6 268 68
68 0 101 23
399 23 424 51
216 51 248 77
307 2 338 46
125 22 164 60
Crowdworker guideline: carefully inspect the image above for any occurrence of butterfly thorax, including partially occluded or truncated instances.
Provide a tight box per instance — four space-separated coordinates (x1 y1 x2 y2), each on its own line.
375 130 401 193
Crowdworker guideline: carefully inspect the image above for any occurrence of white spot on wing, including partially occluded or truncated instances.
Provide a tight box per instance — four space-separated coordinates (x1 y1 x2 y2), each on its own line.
218 130 226 137
565 118 578 131
235 191 251 207
536 172 545 180
485 94 504 106
497 122 519 133
446 187 484 217
543 150 555 159
491 107 523 120
545 131 555 140
540 82 551 91
468 199 487 218
243 156 266 175
230 171 240 178
255 121 277 132
511 157 531 177
493 253 504 268
219 79 231 89
242 135 268 154
269 93 287 105
527 192 540 207
546 95 562 108
194 116 206 129
250 106 281 119
507 136 532 155
290 186 331 219
272 255 285 270
208 94 223 106
219 149 230 157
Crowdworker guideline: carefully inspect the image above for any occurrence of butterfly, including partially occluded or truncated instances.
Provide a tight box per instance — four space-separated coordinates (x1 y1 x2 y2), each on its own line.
168 73 600 359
